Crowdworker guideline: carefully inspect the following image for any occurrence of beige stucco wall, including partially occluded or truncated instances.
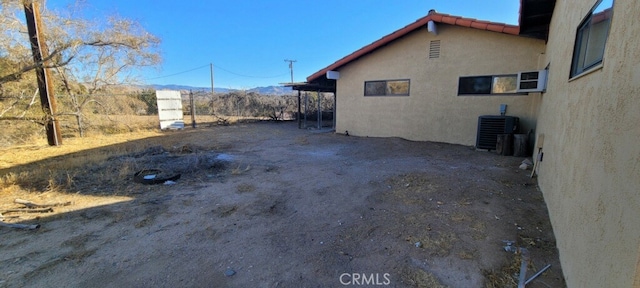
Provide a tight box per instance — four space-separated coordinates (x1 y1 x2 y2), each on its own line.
535 0 640 287
334 24 545 146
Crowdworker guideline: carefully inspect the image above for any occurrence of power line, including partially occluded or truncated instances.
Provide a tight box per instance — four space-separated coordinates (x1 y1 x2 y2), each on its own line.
145 63 289 81
145 64 210 80
213 64 288 79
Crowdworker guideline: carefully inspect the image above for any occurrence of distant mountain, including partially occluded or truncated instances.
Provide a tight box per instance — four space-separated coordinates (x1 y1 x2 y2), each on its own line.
151 84 232 94
150 84 294 95
247 86 294 95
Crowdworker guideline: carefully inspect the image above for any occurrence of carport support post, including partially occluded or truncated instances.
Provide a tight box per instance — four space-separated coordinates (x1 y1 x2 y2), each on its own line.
333 92 336 130
317 91 321 129
304 92 308 128
297 90 301 129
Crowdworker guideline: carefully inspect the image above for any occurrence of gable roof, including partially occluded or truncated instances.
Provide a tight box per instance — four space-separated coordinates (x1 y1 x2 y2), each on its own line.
307 10 520 82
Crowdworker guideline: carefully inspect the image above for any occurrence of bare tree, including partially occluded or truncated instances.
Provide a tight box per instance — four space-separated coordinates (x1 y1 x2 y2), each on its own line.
0 56 42 123
0 0 161 136
55 17 161 136
0 0 78 85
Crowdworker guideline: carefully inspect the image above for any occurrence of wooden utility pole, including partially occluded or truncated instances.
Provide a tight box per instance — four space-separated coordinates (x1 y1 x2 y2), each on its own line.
284 59 296 83
210 63 214 95
189 90 196 128
24 1 62 146
210 63 215 115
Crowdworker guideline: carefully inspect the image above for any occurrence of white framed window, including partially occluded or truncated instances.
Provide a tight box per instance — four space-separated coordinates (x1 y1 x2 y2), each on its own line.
570 0 614 77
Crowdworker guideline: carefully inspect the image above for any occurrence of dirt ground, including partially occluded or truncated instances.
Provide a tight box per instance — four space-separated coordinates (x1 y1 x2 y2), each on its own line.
0 122 566 287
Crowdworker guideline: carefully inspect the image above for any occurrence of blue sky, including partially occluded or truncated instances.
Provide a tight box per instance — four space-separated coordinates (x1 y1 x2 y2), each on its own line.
47 0 521 89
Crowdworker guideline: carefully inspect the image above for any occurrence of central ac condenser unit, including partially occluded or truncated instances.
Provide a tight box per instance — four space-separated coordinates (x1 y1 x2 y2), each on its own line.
476 116 519 150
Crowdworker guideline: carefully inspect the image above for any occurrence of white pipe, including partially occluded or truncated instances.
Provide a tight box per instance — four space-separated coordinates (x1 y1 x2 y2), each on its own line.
427 20 437 35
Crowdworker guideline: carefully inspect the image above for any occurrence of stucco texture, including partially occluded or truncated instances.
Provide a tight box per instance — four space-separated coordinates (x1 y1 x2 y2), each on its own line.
334 24 545 146
535 0 640 287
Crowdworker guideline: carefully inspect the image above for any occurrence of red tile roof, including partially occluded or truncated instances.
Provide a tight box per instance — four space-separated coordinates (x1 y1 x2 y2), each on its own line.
307 11 520 82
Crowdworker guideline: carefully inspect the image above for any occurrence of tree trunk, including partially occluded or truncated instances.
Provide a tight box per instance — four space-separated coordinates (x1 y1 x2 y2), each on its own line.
75 111 84 137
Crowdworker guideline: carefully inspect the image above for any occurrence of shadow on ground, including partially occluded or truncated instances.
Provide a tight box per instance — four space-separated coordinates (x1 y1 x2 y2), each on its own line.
0 121 565 287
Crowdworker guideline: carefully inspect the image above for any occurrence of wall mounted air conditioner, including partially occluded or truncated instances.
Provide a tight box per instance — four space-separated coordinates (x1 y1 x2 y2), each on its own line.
516 70 547 93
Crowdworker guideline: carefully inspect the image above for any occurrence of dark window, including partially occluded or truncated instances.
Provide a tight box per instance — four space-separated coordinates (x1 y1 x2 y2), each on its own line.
459 76 492 94
458 75 518 95
570 0 614 77
364 81 386 96
364 79 410 96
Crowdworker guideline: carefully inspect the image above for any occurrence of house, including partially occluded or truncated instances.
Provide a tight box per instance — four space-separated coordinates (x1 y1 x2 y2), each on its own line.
306 10 545 146
303 0 640 287
527 0 640 287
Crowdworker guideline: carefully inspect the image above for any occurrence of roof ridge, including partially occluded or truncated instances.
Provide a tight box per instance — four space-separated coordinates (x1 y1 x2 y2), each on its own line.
307 11 521 82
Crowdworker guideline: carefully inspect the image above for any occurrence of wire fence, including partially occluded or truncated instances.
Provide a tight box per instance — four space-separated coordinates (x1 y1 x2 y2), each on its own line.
1 90 336 145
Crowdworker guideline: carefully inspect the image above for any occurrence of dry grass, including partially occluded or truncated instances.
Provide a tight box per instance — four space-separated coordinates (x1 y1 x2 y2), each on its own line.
386 174 441 207
183 115 269 127
134 216 153 228
471 221 487 240
406 231 457 257
231 164 251 175
456 198 473 206
450 212 471 222
236 183 256 193
295 136 310 145
61 233 93 249
0 129 162 169
400 267 447 288
483 253 523 288
0 132 156 198
0 115 250 222
215 205 238 218
457 250 476 260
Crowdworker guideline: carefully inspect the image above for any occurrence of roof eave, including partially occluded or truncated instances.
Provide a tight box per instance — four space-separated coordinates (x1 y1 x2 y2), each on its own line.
307 12 520 83
518 0 556 40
